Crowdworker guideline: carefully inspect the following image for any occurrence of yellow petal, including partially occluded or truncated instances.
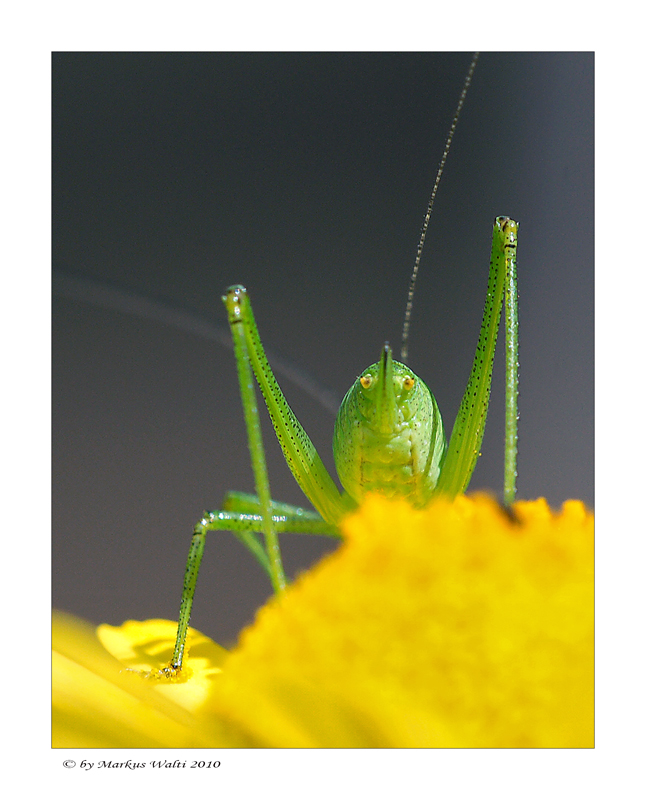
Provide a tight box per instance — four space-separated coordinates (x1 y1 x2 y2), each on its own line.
97 619 226 713
53 612 228 747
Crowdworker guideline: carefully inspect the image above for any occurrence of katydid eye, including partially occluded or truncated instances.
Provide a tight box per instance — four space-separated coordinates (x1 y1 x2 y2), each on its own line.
360 375 373 389
403 376 415 390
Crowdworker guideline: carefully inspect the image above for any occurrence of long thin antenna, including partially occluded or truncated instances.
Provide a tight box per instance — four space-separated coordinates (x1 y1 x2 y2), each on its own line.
400 52 479 362
53 268 341 414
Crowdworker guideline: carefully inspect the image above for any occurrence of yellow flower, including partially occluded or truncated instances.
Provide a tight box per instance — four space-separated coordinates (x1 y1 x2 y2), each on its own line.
53 494 593 748
52 613 228 747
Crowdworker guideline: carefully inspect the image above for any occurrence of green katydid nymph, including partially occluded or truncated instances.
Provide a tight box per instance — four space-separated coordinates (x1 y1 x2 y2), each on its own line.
162 53 520 676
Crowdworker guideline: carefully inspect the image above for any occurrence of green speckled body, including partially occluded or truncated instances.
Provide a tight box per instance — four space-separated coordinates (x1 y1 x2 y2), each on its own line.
333 348 446 508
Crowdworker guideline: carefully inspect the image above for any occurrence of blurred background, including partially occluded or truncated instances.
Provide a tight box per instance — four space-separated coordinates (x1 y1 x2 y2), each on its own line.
53 52 593 647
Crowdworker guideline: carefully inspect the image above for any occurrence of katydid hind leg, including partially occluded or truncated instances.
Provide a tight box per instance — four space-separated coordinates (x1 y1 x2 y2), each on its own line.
224 286 354 527
436 217 519 500
167 499 338 672
167 287 348 674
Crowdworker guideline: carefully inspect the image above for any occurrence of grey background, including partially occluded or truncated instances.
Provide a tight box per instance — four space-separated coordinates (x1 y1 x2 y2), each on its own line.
53 52 593 647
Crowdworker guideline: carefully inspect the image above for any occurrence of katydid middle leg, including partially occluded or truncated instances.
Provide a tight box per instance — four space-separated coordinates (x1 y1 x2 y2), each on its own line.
169 498 338 672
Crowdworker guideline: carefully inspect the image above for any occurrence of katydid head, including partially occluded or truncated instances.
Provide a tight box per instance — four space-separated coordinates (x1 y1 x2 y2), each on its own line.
353 344 418 434
332 344 447 506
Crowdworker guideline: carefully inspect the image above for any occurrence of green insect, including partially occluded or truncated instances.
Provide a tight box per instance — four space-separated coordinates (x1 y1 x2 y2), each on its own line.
165 53 519 675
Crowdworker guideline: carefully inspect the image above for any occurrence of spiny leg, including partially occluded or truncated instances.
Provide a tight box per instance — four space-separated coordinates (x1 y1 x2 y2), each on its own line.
167 285 292 675
226 287 286 595
503 225 519 505
166 287 352 676
436 217 518 501
223 286 354 526
169 504 339 672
